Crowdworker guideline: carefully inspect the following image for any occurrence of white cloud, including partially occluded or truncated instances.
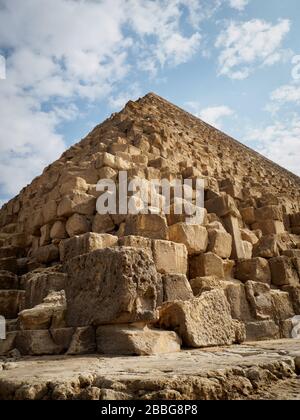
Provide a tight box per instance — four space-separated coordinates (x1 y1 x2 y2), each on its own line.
246 116 300 176
186 102 235 129
215 18 291 79
228 0 249 11
270 84 300 105
0 0 208 200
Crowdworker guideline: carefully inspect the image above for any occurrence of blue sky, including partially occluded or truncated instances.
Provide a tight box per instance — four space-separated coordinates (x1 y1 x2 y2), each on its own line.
0 0 299 206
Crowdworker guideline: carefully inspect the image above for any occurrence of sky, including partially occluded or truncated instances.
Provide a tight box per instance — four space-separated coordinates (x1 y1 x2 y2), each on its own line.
0 0 299 206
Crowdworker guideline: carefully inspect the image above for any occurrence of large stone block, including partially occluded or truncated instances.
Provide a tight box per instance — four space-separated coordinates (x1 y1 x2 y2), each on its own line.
158 290 245 348
269 256 300 287
0 332 17 356
67 327 96 355
189 252 224 279
96 324 181 355
125 214 169 240
270 290 294 322
16 330 69 355
252 220 285 235
23 269 67 309
254 205 283 222
224 281 253 322
253 234 290 258
92 213 115 234
66 214 91 237
223 215 246 260
207 229 232 258
245 320 280 342
205 194 239 218
162 274 193 302
235 258 271 284
168 223 208 255
189 276 223 296
0 257 18 274
19 291 66 330
282 285 300 314
152 240 188 275
33 244 59 264
118 235 152 258
245 281 273 321
65 247 161 327
59 232 118 262
0 290 24 319
57 192 96 218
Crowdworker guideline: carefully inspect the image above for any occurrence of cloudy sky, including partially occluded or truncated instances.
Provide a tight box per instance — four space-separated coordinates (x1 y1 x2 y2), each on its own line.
0 0 299 206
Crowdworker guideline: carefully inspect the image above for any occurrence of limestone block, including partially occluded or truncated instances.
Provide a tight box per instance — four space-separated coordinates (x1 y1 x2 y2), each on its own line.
207 229 232 258
118 235 152 258
205 194 240 218
189 276 223 296
162 274 193 302
59 232 118 262
0 290 24 319
189 252 224 279
50 221 68 240
224 281 253 321
223 215 246 260
125 214 169 240
269 256 300 287
0 332 17 356
23 270 67 309
92 213 115 234
253 234 289 258
245 281 273 320
165 199 207 226
270 290 295 322
252 220 285 235
158 289 245 348
282 285 300 314
245 320 280 342
168 223 208 255
254 205 283 222
42 200 57 225
96 324 181 356
240 207 255 225
57 193 96 218
290 212 300 227
60 177 88 195
240 228 259 245
40 224 51 246
67 327 96 355
33 244 59 264
65 247 161 327
66 214 91 237
19 291 66 330
16 330 68 356
235 258 271 284
152 240 188 275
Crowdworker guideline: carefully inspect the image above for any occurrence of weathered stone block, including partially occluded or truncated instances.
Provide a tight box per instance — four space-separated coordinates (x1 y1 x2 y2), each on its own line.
0 332 17 356
252 220 285 235
245 320 280 342
189 252 224 279
245 281 273 320
59 232 118 262
224 281 253 322
92 214 115 234
16 330 68 355
33 244 59 264
168 223 208 255
189 276 223 296
67 327 96 355
240 207 255 225
282 285 300 314
125 214 169 240
50 221 67 240
235 258 271 284
152 240 188 275
96 324 181 355
158 289 245 348
162 274 193 302
254 205 283 222
223 215 246 260
118 235 152 258
19 291 66 330
0 257 18 274
65 247 161 327
66 213 91 237
269 256 300 287
270 290 294 322
57 193 96 218
207 229 232 258
205 194 239 218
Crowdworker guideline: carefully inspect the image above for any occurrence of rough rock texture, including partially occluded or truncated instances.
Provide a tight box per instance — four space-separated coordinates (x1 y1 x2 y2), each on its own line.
65 247 161 327
0 93 300 392
158 289 244 348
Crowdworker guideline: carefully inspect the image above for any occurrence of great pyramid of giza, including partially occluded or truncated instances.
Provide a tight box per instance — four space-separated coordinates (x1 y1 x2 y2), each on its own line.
0 93 300 399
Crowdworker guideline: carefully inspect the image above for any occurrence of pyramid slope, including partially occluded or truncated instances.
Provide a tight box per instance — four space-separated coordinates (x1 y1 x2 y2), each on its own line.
0 92 299 246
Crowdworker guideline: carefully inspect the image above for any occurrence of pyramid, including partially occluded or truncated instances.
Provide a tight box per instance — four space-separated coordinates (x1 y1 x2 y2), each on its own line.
0 92 300 359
